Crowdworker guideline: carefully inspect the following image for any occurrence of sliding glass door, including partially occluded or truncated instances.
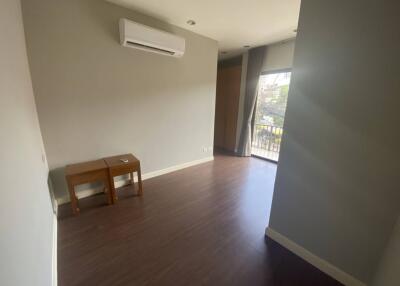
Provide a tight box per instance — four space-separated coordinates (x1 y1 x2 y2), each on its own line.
251 70 291 161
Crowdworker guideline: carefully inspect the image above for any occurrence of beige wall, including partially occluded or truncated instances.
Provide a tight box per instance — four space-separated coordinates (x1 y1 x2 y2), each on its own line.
262 39 295 72
21 0 218 200
269 0 400 284
0 0 54 285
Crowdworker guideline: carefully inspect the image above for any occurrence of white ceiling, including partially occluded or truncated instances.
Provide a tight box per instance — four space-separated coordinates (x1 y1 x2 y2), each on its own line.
107 0 301 59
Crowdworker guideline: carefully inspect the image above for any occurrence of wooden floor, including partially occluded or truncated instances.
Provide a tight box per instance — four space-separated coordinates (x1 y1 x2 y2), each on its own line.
58 153 342 286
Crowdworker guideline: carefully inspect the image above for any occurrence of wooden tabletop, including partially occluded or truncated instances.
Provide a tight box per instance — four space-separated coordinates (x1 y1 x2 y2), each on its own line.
103 153 139 168
65 159 108 176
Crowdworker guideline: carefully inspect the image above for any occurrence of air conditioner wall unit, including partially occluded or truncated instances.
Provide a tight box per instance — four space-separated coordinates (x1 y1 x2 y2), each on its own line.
119 18 185 58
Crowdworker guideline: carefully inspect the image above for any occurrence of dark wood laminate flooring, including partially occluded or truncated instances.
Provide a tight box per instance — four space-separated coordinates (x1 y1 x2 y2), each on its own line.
58 153 342 286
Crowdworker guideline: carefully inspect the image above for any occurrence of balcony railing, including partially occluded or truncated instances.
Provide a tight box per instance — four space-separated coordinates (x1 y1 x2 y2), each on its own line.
251 124 283 161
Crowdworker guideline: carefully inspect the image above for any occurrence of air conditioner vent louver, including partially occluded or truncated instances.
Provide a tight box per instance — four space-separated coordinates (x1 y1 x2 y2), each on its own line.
126 41 175 56
120 18 185 58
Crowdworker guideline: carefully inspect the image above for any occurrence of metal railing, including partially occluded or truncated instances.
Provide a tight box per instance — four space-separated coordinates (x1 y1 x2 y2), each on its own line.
251 124 283 161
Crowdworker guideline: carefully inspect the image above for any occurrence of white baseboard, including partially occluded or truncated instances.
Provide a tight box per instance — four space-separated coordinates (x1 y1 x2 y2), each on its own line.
265 227 366 286
52 215 57 286
56 156 214 205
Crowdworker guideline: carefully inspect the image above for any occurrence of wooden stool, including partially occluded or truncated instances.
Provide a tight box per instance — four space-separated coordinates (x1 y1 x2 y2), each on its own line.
65 159 113 215
103 154 143 201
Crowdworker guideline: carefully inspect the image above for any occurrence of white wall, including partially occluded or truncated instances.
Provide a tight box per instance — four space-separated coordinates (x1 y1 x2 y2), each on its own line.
0 0 54 285
373 217 400 286
262 39 295 73
21 0 218 201
269 0 400 284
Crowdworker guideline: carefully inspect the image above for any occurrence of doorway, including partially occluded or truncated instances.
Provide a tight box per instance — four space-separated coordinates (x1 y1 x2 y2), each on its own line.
251 70 291 161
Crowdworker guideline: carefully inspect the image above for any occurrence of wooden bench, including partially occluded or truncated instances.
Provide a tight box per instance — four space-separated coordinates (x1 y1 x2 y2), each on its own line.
65 159 113 215
104 154 143 202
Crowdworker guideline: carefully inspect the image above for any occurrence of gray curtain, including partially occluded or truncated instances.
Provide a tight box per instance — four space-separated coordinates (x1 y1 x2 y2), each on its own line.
237 46 267 156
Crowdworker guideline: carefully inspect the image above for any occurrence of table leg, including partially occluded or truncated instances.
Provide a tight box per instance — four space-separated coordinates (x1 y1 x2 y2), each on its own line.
103 180 113 205
108 172 117 203
137 165 143 196
67 181 80 215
